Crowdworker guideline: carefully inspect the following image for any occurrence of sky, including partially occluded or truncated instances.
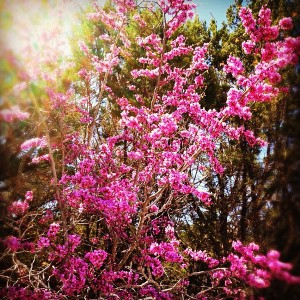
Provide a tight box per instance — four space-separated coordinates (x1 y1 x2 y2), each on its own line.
0 0 234 58
194 0 234 25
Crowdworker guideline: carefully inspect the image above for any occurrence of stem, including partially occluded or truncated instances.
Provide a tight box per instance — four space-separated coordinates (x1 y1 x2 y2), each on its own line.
30 91 68 240
151 12 167 110
87 15 126 146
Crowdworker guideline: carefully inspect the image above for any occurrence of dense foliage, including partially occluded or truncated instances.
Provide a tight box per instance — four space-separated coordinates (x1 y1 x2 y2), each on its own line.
0 0 300 299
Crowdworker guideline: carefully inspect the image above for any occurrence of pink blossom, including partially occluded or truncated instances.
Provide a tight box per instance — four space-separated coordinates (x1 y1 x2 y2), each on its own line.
37 237 50 249
68 234 81 252
279 17 293 30
47 223 60 239
21 137 47 152
128 84 136 91
127 150 144 160
25 191 33 202
13 82 27 93
78 40 89 55
5 236 22 252
2 2 300 298
229 240 300 286
53 257 89 296
31 154 50 164
149 204 159 212
0 106 29 122
258 6 272 27
165 224 175 239
78 68 88 78
242 40 256 54
149 257 164 277
239 7 256 34
9 200 29 216
85 249 107 268
224 55 244 77
38 209 54 224
133 14 146 27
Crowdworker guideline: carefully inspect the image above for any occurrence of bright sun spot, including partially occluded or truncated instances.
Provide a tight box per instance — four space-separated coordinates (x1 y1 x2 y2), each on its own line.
0 0 90 59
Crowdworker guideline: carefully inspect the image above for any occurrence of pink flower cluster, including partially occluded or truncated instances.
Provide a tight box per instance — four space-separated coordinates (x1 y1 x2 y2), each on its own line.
25 191 33 202
2 236 34 253
227 241 300 288
38 209 54 225
31 154 50 164
219 5 300 125
0 106 29 122
37 237 50 249
47 88 73 109
52 257 89 296
20 137 47 152
4 236 22 252
47 223 60 239
139 286 173 299
78 40 89 55
185 248 219 268
3 1 300 298
85 249 107 268
223 55 244 77
240 6 278 42
160 0 196 37
0 287 58 300
9 200 29 217
279 17 293 30
150 240 183 263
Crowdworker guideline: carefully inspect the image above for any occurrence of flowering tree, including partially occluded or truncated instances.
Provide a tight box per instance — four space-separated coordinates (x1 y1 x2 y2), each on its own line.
1 0 300 299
